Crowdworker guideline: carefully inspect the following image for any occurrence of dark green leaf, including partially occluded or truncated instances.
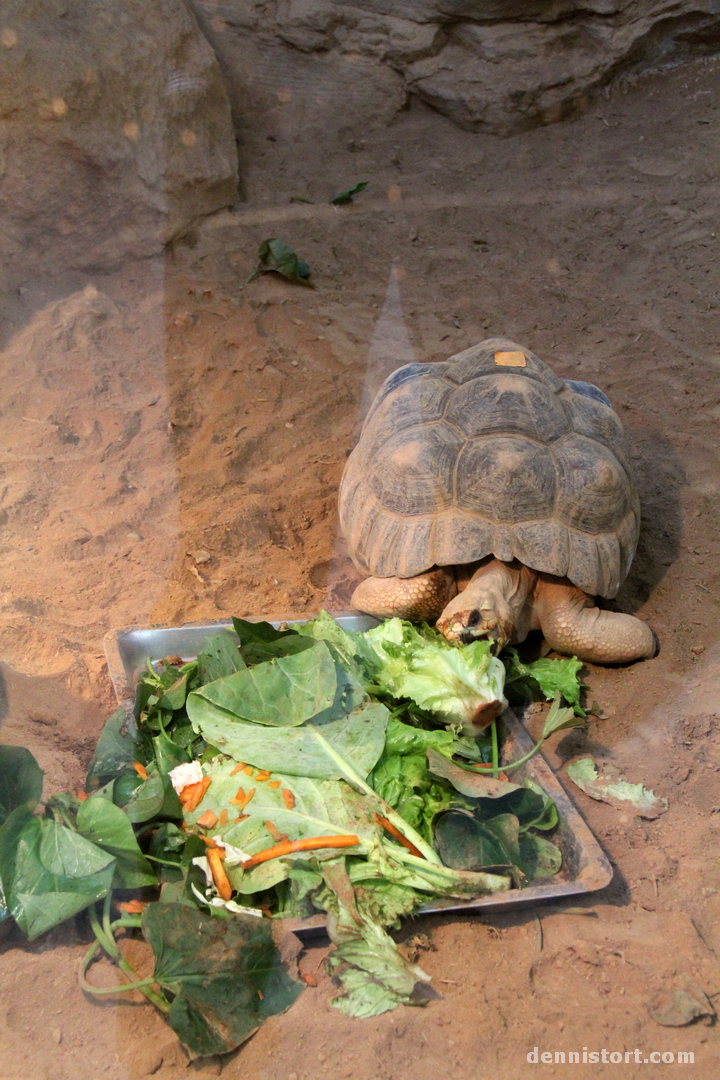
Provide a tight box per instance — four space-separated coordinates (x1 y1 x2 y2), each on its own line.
76 797 157 889
153 733 190 775
85 708 144 791
142 902 303 1055
197 632 246 684
232 617 298 647
112 771 143 808
504 649 585 713
241 636 316 666
189 640 337 728
6 815 115 939
122 767 182 824
247 239 312 287
159 674 188 712
434 810 515 872
330 182 368 205
0 746 44 824
517 833 563 879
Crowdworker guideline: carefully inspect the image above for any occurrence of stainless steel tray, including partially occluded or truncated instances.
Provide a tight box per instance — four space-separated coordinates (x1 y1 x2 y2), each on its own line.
104 614 613 933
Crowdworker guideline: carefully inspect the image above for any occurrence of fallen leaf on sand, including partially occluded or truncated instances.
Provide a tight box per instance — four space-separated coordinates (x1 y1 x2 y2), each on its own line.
648 980 716 1026
566 756 668 819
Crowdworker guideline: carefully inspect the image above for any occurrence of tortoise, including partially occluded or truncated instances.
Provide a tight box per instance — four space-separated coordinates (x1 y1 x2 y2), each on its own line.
339 338 656 665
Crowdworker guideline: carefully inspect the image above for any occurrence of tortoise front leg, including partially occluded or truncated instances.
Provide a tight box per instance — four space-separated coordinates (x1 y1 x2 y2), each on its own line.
351 568 457 621
534 577 657 664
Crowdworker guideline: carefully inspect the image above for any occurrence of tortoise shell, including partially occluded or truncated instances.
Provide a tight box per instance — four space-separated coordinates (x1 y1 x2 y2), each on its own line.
339 338 639 599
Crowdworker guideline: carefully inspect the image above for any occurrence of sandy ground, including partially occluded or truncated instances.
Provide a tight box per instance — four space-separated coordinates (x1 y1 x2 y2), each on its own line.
1 56 720 1080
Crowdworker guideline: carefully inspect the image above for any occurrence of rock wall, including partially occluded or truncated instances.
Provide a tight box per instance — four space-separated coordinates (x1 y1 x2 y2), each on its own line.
0 0 239 291
189 0 720 137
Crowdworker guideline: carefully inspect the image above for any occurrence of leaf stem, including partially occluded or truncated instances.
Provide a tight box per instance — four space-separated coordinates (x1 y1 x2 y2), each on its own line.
490 719 499 779
83 899 170 1013
309 727 442 865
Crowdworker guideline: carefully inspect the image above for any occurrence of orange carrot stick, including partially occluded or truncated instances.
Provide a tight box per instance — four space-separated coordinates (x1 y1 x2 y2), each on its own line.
281 788 295 809
265 820 288 844
230 762 246 776
118 899 146 914
233 787 255 811
181 776 211 812
218 809 228 827
268 780 281 789
255 770 271 782
199 836 226 857
240 835 359 869
76 788 88 802
373 813 425 859
196 809 218 829
243 765 253 776
133 762 148 781
207 847 232 901
235 813 249 823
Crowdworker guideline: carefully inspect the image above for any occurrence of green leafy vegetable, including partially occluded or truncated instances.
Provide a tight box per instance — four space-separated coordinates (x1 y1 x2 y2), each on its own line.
76 797 157 889
330 182 368 205
566 756 668 819
360 618 507 734
142 902 303 1056
504 649 585 714
189 640 337 728
197 632 246 683
0 746 44 825
247 239 312 286
85 707 145 791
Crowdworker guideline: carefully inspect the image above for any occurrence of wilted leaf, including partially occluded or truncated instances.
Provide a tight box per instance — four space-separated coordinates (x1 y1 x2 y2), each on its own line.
649 980 716 1026
566 756 668 819
426 748 522 799
247 239 312 286
330 182 368 205
142 902 303 1056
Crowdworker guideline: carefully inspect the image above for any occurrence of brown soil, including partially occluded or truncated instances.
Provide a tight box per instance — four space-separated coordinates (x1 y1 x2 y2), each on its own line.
2 58 720 1080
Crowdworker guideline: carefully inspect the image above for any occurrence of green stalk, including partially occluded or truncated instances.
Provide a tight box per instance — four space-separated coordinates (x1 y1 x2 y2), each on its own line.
490 718 499 779
309 727 442 865
383 843 510 894
82 898 170 1013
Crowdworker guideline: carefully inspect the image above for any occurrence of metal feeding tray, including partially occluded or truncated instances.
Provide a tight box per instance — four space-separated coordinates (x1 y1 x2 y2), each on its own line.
104 613 613 933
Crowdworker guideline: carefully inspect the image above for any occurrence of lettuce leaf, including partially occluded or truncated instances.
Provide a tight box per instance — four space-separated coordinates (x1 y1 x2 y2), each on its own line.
359 618 507 734
504 649 585 714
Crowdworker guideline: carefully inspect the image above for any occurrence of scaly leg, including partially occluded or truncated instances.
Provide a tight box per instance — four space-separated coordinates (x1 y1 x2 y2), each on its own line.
351 568 457 621
534 577 657 664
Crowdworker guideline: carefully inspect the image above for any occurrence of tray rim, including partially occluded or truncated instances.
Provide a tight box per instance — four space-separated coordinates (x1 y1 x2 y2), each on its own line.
102 613 614 933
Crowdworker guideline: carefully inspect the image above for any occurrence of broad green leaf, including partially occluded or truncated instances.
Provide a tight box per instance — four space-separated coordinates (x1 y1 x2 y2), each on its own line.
542 693 585 738
330 181 368 205
0 805 34 921
8 816 115 939
247 239 312 286
85 708 144 791
197 632 246 684
188 641 337 728
241 636 316 666
232 617 297 646
153 732 190 775
517 833 563 879
187 695 389 779
38 820 115 878
123 771 165 823
566 756 668 819
0 746 44 824
520 780 559 832
76 797 157 889
142 902 303 1056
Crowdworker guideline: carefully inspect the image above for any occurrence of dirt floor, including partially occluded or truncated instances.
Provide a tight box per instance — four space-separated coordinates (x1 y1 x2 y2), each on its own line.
1 55 720 1080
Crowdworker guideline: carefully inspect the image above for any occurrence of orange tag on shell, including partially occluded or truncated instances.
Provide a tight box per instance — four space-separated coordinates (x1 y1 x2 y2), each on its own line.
494 350 526 367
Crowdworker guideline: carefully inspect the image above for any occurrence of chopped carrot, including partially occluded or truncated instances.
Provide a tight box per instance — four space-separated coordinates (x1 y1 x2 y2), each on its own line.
207 847 232 901
243 765 253 776
268 780 281 789
133 762 148 781
218 809 228 827
255 770 271 782
235 814 249 823
281 788 295 809
301 973 318 988
265 820 288 844
373 813 424 859
76 788 88 802
196 809 218 829
118 899 146 914
240 834 359 869
230 762 246 776
180 776 211 812
199 837 226 858
257 989 264 1000
230 787 255 811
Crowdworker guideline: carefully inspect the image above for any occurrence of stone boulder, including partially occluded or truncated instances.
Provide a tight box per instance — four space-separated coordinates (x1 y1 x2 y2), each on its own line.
0 0 239 292
188 0 720 137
